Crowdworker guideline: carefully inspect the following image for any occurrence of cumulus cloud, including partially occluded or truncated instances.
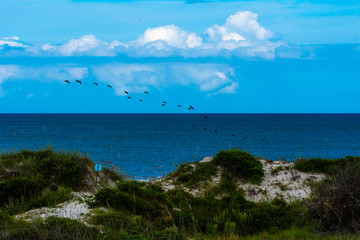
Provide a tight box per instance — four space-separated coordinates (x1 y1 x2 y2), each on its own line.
92 63 236 95
0 11 294 59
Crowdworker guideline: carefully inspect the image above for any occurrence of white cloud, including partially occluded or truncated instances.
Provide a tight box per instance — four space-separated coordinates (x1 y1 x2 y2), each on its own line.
134 25 202 49
0 65 88 97
208 82 239 97
0 37 25 48
225 11 272 40
0 11 290 59
3 36 19 41
58 35 101 56
92 63 235 95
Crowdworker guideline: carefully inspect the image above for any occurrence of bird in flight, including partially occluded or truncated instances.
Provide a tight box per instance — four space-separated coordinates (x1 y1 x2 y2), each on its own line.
161 104 166 106
144 91 149 94
190 106 194 110
204 116 208 119
139 99 143 102
107 85 112 88
93 83 98 86
177 105 181 107
127 97 131 99
203 128 207 131
163 101 167 104
76 80 82 84
124 91 129 94
64 80 70 84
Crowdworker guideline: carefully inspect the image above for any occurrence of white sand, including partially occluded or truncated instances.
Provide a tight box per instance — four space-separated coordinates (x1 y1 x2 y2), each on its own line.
16 192 92 221
159 157 324 202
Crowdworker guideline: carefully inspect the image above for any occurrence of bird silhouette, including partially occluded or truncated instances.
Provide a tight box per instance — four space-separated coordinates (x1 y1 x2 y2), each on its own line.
190 106 194 110
203 128 207 131
107 85 112 88
125 91 129 94
144 91 149 94
93 83 98 86
76 80 82 84
232 134 235 137
214 130 218 133
127 97 131 99
64 80 70 84
177 105 181 107
139 99 143 102
204 116 208 119
163 101 167 104
161 104 166 106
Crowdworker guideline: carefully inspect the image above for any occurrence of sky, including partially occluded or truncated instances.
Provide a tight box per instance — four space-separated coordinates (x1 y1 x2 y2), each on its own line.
0 0 360 113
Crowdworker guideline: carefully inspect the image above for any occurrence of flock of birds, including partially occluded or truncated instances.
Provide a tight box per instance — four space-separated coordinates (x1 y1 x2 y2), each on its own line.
64 79 195 110
63 79 265 141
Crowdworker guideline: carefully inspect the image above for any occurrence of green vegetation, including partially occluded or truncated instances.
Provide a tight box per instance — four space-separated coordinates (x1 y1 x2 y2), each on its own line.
294 156 360 174
168 160 218 188
213 149 264 184
2 148 360 239
0 147 120 215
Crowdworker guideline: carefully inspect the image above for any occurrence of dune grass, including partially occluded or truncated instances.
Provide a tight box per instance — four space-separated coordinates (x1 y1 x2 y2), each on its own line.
1 148 360 239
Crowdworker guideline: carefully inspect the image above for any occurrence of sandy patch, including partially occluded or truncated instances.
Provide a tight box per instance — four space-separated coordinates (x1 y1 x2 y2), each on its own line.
15 192 93 221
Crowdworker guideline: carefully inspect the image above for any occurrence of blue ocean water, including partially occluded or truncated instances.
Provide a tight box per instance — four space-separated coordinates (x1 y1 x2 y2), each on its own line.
1 114 360 179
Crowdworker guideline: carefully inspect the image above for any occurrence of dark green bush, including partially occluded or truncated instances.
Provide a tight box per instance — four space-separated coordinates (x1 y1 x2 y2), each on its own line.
174 161 217 188
307 160 360 233
294 158 337 174
213 149 264 184
0 177 44 206
94 182 171 221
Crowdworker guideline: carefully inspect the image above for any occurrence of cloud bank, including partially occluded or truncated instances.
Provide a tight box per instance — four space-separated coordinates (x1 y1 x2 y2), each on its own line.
0 11 294 59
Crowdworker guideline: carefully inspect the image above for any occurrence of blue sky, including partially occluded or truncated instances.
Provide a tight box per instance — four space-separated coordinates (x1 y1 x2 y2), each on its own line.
0 0 360 113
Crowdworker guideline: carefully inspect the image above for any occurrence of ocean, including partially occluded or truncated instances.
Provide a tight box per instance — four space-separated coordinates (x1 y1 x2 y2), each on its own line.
1 114 360 179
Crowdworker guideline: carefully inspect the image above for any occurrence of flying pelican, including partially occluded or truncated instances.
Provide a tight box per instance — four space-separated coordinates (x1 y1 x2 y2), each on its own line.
107 85 112 88
177 105 181 107
127 97 131 99
93 83 98 86
139 99 143 102
190 105 194 110
76 80 82 84
163 101 167 104
162 104 166 106
64 80 70 84
144 91 149 94
125 91 129 94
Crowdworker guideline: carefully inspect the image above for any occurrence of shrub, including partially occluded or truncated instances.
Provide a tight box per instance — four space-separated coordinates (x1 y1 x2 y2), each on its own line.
213 149 264 184
175 161 218 188
0 177 44 206
294 158 338 174
306 160 360 233
94 182 170 221
218 169 238 194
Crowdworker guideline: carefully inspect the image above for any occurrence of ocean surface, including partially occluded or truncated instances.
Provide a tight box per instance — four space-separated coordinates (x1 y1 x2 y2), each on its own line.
1 114 360 179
